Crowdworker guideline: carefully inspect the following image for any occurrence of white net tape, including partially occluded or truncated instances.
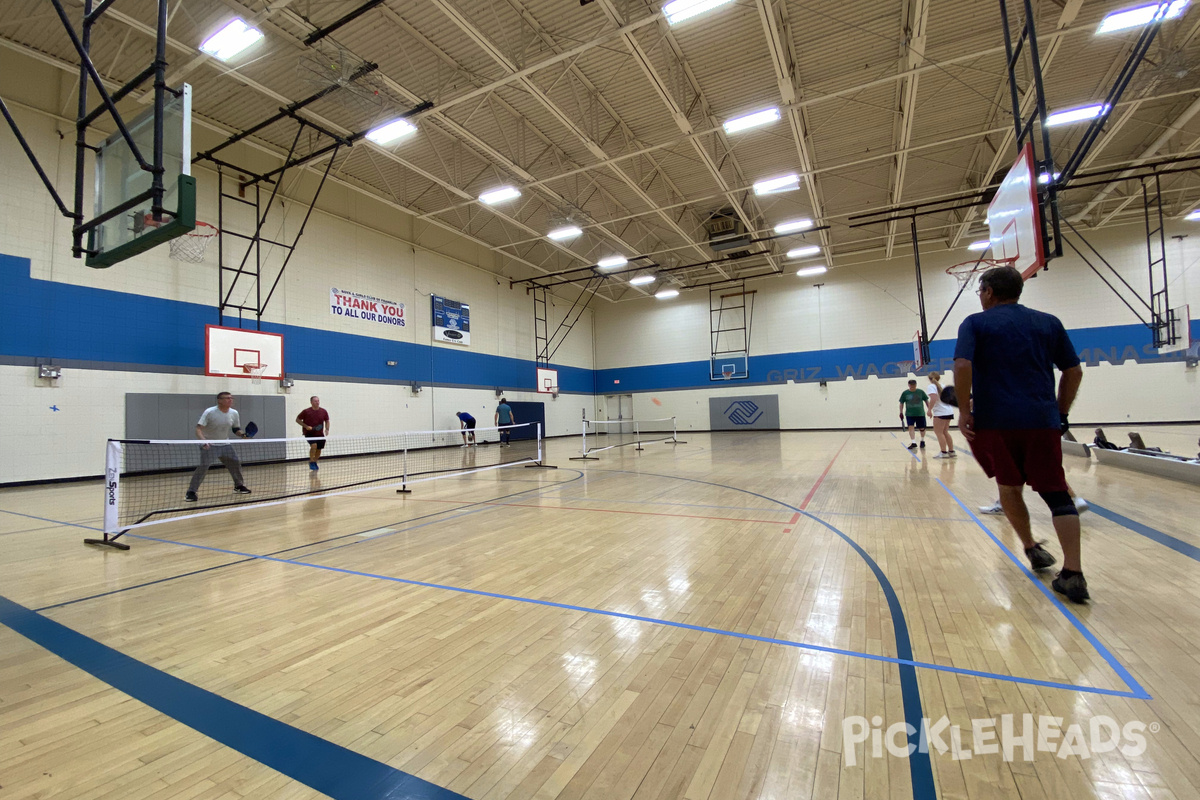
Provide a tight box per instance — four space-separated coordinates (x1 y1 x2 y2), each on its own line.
576 417 678 457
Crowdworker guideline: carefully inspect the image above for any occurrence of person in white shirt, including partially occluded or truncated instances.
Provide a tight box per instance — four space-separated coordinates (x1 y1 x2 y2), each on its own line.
925 371 957 459
185 391 252 501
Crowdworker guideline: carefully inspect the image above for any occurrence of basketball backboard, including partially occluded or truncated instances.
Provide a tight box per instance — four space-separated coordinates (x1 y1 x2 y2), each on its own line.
536 367 559 394
711 354 748 381
205 325 284 380
988 143 1045 279
1157 304 1193 354
88 84 195 268
912 331 926 370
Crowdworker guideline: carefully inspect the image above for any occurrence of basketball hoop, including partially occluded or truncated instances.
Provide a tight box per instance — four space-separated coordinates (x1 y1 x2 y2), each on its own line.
947 257 1017 290
242 363 268 384
168 221 219 263
897 360 915 374
721 366 735 381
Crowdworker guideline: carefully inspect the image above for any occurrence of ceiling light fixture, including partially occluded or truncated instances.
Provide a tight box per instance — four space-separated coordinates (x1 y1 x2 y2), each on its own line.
786 245 821 259
1097 1 1188 34
967 240 991 251
1045 104 1108 127
774 218 814 234
365 118 417 145
663 0 737 26
200 19 264 61
547 225 583 241
795 265 827 277
723 107 781 135
629 275 655 285
655 288 680 299
1186 209 1200 221
597 256 628 269
478 186 521 205
753 173 800 195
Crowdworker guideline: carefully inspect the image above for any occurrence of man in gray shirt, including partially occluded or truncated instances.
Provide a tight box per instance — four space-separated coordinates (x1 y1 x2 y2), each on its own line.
185 391 252 501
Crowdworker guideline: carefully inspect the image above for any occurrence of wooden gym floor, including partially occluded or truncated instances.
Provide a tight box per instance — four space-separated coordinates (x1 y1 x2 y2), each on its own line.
1 427 1199 800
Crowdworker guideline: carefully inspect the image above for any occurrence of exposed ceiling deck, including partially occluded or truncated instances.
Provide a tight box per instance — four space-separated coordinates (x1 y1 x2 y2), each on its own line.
4 0 1200 300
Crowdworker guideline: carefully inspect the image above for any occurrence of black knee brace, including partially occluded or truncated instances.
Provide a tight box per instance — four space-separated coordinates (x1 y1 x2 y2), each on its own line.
1038 490 1078 517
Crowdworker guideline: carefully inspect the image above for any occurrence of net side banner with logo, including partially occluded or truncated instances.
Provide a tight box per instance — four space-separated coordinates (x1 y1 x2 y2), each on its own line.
330 288 405 328
432 295 470 346
708 395 780 430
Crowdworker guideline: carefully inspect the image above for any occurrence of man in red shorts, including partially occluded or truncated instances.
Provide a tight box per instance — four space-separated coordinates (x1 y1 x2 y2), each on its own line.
953 266 1088 602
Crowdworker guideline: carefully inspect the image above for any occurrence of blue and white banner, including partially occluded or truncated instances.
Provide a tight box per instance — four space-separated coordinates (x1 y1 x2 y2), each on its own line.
708 395 780 430
432 295 470 346
330 287 405 328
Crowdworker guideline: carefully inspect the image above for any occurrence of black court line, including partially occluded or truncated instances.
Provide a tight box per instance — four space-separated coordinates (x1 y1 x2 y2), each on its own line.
28 472 585 612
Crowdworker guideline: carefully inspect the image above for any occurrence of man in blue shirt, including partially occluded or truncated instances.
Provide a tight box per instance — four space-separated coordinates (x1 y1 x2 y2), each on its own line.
455 411 476 447
495 398 516 446
953 266 1088 602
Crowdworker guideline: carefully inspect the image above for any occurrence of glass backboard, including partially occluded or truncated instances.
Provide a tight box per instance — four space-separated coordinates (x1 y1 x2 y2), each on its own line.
88 84 194 267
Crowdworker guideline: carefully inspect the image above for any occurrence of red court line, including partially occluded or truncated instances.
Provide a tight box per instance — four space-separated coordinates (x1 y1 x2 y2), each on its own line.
404 496 787 525
799 438 849 510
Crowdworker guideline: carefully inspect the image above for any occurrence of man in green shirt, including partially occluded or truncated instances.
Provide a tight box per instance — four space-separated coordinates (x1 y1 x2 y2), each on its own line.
899 379 929 450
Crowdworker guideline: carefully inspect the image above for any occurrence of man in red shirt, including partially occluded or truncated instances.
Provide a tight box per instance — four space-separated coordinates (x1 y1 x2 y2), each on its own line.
296 396 331 472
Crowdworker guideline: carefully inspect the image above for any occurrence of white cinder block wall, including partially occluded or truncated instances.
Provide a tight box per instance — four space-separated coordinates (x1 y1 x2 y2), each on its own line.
593 224 1199 430
0 88 593 483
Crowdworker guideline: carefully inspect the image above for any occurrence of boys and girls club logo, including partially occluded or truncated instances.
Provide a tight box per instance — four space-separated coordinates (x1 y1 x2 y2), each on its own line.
724 400 763 425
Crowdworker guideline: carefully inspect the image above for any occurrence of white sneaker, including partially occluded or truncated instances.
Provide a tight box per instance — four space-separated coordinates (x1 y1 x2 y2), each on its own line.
1074 497 1090 514
979 501 1004 515
933 452 951 459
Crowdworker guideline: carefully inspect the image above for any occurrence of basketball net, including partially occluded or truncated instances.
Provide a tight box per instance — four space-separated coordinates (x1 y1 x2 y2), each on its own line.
946 257 1016 290
242 363 268 385
168 221 218 263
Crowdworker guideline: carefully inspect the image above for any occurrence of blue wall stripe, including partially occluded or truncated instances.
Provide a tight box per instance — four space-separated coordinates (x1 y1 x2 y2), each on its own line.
0 253 589 392
936 479 1151 700
6 252 1195 397
0 593 467 800
1089 504 1200 563
594 319 1199 394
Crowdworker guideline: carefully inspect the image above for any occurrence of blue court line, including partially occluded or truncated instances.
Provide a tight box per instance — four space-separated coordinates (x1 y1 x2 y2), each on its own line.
1089 504 1200 563
0 593 466 800
891 432 922 462
602 468 935 798
115 531 1141 699
27 474 586 611
936 478 1151 701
